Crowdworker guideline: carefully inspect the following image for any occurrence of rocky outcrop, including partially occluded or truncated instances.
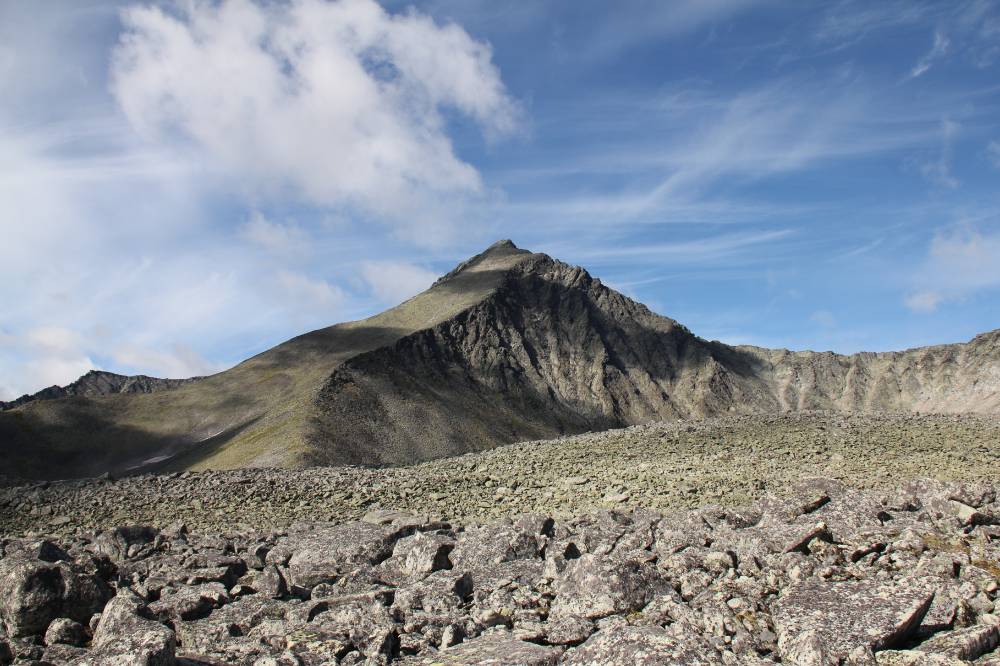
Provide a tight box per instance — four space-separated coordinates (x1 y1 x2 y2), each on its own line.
1 478 998 664
0 370 199 411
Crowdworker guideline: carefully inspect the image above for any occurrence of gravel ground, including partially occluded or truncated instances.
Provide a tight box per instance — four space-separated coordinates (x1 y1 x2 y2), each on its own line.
3 411 999 537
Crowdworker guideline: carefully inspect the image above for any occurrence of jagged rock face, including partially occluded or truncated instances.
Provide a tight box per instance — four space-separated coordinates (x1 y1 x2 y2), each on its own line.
744 330 1000 414
307 254 775 465
0 479 998 664
0 370 199 411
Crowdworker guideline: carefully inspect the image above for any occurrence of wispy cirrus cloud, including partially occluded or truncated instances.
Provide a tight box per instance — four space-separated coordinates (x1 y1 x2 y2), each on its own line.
919 118 961 188
815 0 933 45
910 31 950 78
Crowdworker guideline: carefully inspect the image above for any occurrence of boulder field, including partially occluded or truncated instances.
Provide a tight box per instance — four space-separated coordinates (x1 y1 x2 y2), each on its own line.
1 477 999 665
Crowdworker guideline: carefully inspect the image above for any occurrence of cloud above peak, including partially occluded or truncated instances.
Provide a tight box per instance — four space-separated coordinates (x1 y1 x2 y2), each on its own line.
111 0 519 226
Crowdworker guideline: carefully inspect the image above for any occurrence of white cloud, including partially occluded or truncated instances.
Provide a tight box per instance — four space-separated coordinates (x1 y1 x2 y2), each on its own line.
910 31 950 78
905 227 1000 312
1 0 516 396
0 327 96 397
507 81 937 231
23 326 84 357
904 290 943 313
111 343 221 379
241 212 309 257
111 0 518 233
548 229 796 266
276 270 347 310
361 260 438 304
25 356 97 391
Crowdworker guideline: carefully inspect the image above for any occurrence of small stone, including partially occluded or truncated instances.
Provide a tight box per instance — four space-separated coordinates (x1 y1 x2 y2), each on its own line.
44 617 87 646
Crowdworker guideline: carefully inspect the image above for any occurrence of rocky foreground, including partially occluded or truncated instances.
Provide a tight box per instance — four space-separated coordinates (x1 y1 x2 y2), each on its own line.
1 475 1000 664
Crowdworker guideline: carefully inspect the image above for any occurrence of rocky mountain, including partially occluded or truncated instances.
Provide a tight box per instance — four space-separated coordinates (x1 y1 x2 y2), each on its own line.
0 370 199 411
1 240 998 480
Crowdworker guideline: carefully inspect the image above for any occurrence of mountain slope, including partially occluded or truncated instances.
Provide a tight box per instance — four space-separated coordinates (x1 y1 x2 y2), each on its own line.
0 241 536 478
1 240 998 480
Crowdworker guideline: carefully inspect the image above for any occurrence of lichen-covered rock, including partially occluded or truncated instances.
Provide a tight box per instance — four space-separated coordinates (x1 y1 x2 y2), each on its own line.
914 618 1000 661
450 523 543 580
0 557 110 637
543 614 595 645
393 570 473 617
425 631 562 665
1 478 997 665
309 600 398 658
773 578 936 662
266 522 411 589
377 532 455 585
77 588 175 665
93 525 160 561
562 624 722 665
148 582 228 621
44 617 87 646
549 553 664 621
874 650 965 665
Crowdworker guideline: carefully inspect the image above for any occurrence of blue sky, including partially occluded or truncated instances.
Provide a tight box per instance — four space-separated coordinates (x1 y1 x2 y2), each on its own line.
2 0 999 398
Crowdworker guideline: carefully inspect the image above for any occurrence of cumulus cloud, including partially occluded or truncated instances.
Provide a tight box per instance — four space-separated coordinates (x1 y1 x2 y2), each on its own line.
111 0 519 231
905 227 1000 313
361 260 438 304
0 0 520 396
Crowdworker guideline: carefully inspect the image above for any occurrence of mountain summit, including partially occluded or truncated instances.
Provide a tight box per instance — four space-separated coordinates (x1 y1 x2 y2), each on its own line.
2 241 998 480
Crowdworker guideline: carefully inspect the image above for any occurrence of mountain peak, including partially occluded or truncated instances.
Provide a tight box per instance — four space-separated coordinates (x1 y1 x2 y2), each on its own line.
486 238 518 251
432 239 532 288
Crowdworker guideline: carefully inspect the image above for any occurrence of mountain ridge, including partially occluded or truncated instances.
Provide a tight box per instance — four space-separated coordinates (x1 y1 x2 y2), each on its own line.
1 240 998 480
0 370 200 411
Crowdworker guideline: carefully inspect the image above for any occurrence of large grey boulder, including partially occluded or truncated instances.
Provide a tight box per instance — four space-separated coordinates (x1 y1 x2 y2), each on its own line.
93 526 160 561
44 617 88 646
73 588 175 665
377 531 455 585
772 578 937 663
562 624 722 665
0 557 110 637
549 553 664 621
428 631 562 665
914 618 1000 661
266 522 411 589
